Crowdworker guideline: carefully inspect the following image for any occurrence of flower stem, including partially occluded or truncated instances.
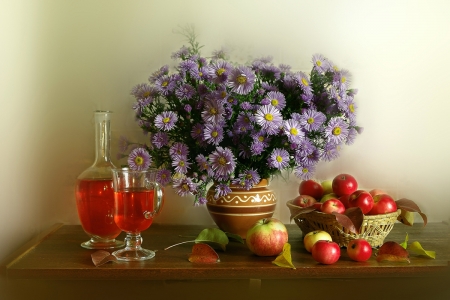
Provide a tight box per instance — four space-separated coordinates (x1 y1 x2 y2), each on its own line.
164 240 195 250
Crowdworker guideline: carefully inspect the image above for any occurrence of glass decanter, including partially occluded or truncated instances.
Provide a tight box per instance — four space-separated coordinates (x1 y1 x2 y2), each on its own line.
75 110 124 249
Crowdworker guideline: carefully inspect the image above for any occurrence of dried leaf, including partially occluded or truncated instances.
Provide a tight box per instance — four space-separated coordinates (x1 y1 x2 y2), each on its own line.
272 243 296 269
376 241 410 263
398 210 415 226
400 233 409 249
195 228 229 251
188 243 220 263
332 211 358 234
396 198 427 226
226 232 245 244
408 241 436 259
91 250 117 267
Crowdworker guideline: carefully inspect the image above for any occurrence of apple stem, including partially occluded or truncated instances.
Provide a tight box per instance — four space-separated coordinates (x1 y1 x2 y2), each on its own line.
164 240 195 250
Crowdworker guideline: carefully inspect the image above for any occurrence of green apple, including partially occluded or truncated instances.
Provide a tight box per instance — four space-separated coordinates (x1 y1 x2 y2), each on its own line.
320 193 339 203
321 180 333 195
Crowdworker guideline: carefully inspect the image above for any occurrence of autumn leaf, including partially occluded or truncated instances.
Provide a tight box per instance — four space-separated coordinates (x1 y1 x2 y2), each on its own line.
408 241 436 259
376 241 410 263
195 228 229 251
272 243 296 269
400 233 408 249
396 198 427 226
398 210 415 226
226 232 245 244
289 206 317 221
165 228 229 251
188 243 220 263
332 207 364 234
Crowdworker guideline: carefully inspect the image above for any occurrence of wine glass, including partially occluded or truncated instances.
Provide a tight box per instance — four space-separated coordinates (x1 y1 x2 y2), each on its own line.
111 168 164 261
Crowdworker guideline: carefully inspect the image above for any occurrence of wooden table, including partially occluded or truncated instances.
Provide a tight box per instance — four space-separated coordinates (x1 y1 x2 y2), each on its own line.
1 222 450 300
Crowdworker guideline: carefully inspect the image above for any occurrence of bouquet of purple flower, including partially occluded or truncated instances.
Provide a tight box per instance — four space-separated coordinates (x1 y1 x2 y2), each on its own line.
124 29 362 205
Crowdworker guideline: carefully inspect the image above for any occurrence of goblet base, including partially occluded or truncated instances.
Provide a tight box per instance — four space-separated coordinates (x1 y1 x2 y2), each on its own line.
112 247 156 261
81 239 124 250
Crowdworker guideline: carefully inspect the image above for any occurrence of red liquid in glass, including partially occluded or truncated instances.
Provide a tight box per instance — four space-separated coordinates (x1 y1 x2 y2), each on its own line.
114 188 155 233
76 179 122 239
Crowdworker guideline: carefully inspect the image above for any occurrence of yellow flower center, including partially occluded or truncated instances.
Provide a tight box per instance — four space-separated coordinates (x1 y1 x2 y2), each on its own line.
179 161 185 167
302 168 309 174
211 131 218 137
349 103 355 113
220 91 227 99
307 117 314 124
271 99 279 106
258 136 264 142
237 74 247 84
265 113 273 121
276 155 283 163
143 91 151 98
341 76 346 84
134 157 144 165
210 108 217 115
199 71 203 77
162 81 168 87
332 127 341 136
182 184 190 191
218 157 227 165
217 68 225 76
163 117 170 124
316 60 322 67
301 78 309 86
290 128 298 136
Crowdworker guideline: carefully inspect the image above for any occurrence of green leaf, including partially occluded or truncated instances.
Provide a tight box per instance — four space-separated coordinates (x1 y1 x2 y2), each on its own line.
408 241 436 259
398 210 415 226
226 232 245 244
272 243 296 269
195 228 229 251
400 233 409 249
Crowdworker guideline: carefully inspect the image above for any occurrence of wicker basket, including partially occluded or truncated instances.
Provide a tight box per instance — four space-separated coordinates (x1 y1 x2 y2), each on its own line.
286 199 401 248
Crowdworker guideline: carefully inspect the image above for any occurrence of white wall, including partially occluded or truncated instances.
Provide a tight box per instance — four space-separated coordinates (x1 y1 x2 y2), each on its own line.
1 0 450 262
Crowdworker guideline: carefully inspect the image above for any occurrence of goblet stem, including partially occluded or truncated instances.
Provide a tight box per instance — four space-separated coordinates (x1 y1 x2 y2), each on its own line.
112 232 155 261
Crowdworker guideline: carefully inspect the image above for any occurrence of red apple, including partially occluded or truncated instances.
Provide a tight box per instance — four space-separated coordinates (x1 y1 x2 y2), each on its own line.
348 190 374 214
339 194 351 209
299 179 324 200
347 238 372 262
369 188 386 197
312 202 322 211
303 230 332 253
246 218 288 256
367 194 398 215
332 174 358 196
292 195 317 208
311 240 341 264
321 198 346 214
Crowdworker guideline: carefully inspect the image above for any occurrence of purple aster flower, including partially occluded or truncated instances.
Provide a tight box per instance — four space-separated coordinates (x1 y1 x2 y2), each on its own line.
171 155 191 174
235 112 254 131
264 91 286 111
227 66 256 95
148 65 169 83
178 59 197 75
214 183 232 199
209 147 236 179
208 60 232 84
300 148 321 167
321 143 340 161
195 154 209 172
334 69 351 90
184 104 192 113
151 132 168 149
345 127 358 145
232 169 261 190
295 138 315 158
299 109 326 132
175 84 196 100
283 119 304 145
171 46 190 59
325 117 349 145
173 177 197 197
154 75 176 96
312 54 332 73
240 102 253 110
250 141 265 155
267 148 290 170
255 105 283 135
294 164 315 180
293 72 313 94
156 169 172 186
169 142 189 157
131 83 157 100
203 123 224 145
155 111 178 131
201 99 225 124
118 135 131 152
191 123 204 140
128 147 152 171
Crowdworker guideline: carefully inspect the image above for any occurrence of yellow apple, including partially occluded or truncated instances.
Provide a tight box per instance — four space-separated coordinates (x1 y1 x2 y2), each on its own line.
303 230 333 252
321 180 333 195
320 193 339 203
